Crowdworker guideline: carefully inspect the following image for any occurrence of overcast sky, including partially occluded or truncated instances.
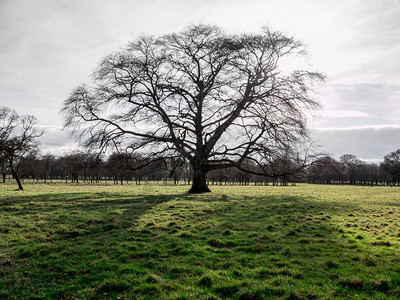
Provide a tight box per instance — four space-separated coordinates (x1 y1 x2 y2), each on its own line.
1 0 400 162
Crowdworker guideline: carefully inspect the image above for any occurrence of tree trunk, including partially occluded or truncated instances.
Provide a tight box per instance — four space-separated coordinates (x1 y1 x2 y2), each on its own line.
11 168 23 190
189 164 210 193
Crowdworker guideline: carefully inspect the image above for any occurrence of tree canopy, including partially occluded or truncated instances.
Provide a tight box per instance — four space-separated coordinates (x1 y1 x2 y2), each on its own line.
63 24 324 193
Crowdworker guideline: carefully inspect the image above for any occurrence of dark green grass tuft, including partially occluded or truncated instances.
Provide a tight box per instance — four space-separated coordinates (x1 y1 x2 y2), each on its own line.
338 277 365 290
214 284 240 297
198 276 213 288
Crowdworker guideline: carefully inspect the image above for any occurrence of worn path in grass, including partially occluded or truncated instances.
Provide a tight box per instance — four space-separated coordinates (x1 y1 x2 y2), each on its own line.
1 183 400 299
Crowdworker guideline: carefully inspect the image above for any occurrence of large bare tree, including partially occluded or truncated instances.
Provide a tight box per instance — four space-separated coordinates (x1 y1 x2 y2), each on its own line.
0 107 42 190
63 25 323 193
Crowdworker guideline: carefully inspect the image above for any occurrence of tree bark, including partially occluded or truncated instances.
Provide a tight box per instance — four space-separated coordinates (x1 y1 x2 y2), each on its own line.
11 168 23 190
189 163 210 193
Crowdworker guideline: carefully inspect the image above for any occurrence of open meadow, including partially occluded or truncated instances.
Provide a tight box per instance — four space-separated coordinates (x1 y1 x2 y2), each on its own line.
1 182 400 299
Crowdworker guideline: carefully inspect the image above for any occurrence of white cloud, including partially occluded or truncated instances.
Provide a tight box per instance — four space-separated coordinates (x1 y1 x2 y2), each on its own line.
319 110 371 118
316 83 400 128
39 143 82 156
316 124 400 131
312 125 400 161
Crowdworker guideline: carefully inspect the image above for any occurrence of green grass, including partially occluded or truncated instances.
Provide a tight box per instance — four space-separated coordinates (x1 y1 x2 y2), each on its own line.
1 182 400 299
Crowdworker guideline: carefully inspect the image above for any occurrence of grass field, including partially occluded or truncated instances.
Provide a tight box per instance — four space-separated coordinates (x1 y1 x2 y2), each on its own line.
1 182 400 299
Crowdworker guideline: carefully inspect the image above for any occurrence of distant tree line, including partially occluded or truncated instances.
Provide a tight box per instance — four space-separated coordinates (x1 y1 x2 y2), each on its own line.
306 152 400 186
0 150 300 186
3 149 400 187
0 151 164 185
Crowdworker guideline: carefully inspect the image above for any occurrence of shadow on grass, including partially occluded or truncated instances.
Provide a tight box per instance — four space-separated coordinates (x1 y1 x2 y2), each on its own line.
0 191 180 214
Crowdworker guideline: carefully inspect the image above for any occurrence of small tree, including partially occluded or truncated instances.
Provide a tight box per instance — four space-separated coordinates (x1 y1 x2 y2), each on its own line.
382 149 400 185
63 24 323 193
106 152 134 184
340 154 365 184
0 107 42 190
307 156 343 184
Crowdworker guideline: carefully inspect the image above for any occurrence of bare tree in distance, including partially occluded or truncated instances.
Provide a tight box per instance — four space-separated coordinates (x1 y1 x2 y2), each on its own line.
63 24 324 193
381 149 400 185
0 107 43 190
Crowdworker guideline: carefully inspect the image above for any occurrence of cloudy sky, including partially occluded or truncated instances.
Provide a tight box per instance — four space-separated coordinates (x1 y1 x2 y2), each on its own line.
1 0 400 162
